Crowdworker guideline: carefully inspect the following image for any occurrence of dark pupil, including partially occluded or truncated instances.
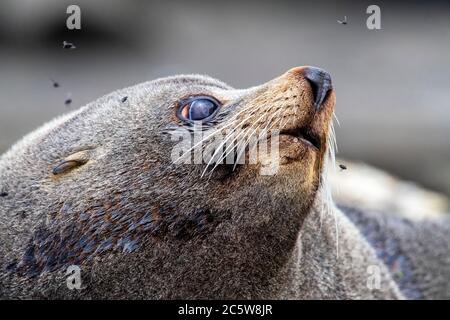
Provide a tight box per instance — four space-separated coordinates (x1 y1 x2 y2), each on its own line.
189 99 217 120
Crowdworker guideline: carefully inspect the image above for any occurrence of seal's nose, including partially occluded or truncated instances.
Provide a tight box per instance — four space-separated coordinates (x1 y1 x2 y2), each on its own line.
302 67 332 111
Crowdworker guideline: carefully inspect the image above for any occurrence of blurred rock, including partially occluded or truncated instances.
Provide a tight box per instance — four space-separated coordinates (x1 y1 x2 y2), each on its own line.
330 159 449 220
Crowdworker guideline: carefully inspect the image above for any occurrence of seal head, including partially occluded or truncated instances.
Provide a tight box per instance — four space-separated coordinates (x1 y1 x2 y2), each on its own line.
0 66 336 298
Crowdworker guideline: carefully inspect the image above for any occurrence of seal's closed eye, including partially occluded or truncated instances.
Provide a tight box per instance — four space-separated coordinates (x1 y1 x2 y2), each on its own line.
52 150 90 175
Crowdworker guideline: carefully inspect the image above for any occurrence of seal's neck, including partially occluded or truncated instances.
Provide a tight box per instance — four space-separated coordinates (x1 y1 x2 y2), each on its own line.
270 194 404 299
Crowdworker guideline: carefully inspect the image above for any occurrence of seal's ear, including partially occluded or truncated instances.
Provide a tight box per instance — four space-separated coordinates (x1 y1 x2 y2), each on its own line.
52 150 90 175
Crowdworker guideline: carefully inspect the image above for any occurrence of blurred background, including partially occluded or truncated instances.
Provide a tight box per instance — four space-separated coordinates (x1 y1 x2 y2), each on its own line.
0 0 449 197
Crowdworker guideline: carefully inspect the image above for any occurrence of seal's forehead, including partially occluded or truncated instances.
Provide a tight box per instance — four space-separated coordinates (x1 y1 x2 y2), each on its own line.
149 74 234 91
144 74 259 103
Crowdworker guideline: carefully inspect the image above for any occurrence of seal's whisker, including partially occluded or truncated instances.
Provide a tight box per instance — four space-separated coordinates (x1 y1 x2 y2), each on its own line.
209 119 274 174
174 101 269 164
330 121 338 155
278 109 294 131
260 106 284 132
207 106 273 175
209 119 255 169
172 109 251 163
230 107 277 159
333 111 340 126
291 104 300 127
201 103 272 176
205 124 255 177
318 120 339 258
230 107 285 172
266 107 287 134
230 107 286 172
172 117 244 164
202 125 246 178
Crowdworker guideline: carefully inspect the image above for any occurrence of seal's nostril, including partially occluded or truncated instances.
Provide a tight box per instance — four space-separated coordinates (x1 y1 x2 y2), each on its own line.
302 67 332 111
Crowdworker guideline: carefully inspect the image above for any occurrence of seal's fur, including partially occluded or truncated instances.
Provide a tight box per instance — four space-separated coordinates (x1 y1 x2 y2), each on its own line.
0 69 447 299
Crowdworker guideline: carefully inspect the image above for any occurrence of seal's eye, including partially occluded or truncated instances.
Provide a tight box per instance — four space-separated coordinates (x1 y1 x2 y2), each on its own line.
178 96 220 122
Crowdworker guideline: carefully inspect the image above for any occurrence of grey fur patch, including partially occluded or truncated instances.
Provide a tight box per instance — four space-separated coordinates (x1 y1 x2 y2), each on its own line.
341 205 423 299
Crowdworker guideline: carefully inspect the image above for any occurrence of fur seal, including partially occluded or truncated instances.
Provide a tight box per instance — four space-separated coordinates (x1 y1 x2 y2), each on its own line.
0 67 448 299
